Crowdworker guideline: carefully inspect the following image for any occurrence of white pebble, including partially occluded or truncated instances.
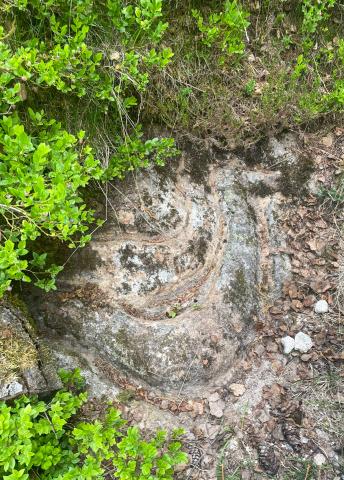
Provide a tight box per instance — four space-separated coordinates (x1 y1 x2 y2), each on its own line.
313 453 326 466
314 299 329 314
281 336 295 354
294 332 313 353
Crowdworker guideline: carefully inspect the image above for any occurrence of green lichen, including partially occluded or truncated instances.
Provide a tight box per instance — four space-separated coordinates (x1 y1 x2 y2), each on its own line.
116 389 135 404
232 268 249 309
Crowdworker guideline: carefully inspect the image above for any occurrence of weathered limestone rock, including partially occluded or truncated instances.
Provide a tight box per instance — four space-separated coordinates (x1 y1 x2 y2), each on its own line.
0 298 61 400
47 336 120 399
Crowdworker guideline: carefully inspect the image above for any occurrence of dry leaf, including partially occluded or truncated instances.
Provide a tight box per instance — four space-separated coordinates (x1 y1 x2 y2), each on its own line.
310 279 332 293
291 299 303 311
288 284 299 299
303 295 316 307
300 353 312 362
307 239 326 253
266 341 279 353
269 306 283 315
314 219 327 229
321 134 333 147
229 383 246 397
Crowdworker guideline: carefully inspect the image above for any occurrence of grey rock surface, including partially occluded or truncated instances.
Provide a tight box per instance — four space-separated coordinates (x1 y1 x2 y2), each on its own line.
0 299 61 400
48 336 120 399
28 153 261 392
313 453 326 466
26 142 294 394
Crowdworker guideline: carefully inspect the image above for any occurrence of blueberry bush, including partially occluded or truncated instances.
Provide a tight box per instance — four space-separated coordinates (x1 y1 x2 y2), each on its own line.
0 370 188 479
0 0 177 295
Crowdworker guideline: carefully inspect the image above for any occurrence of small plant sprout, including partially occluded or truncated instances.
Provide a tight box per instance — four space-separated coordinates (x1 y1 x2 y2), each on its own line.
166 303 182 318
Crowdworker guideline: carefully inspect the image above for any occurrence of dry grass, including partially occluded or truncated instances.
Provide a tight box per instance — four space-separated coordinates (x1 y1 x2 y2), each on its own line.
0 328 38 384
143 1 344 148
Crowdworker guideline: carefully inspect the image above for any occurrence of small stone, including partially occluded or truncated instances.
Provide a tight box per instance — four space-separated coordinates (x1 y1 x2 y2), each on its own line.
281 336 295 354
294 332 313 353
0 380 23 399
301 354 312 362
229 383 246 397
314 299 329 314
313 453 326 466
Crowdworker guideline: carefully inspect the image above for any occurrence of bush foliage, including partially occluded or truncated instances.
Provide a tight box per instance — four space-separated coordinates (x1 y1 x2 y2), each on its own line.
145 0 344 144
0 0 177 295
0 369 188 479
1 0 344 295
192 0 250 63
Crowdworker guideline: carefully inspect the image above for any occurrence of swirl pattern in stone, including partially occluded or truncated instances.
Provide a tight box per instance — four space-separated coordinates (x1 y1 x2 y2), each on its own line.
30 153 260 392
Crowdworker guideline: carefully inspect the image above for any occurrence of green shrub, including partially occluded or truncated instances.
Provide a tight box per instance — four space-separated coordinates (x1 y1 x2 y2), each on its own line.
301 0 336 37
0 109 177 295
0 370 188 479
105 127 178 180
323 38 344 108
0 110 103 295
107 0 169 44
0 0 177 296
244 79 256 97
0 0 173 110
192 0 250 63
291 0 344 116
